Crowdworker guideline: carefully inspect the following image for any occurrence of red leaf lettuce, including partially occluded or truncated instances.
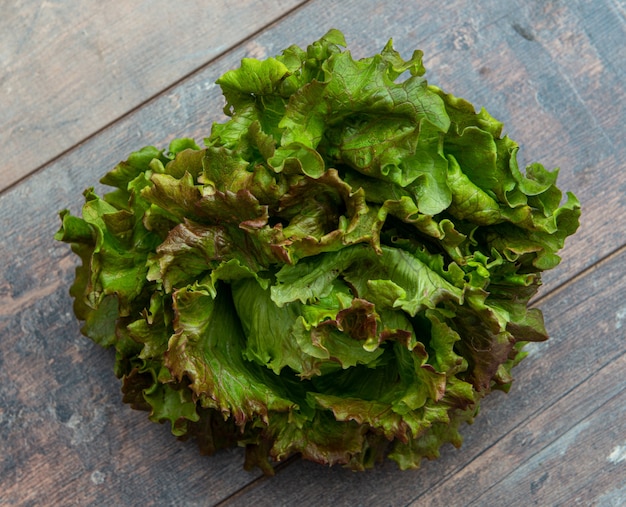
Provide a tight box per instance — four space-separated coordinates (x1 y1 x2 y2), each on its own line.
56 29 580 473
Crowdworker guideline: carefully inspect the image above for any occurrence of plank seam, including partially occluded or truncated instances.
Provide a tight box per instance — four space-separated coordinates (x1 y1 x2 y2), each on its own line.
0 0 315 200
213 455 300 507
404 348 626 507
532 242 626 307
463 351 626 506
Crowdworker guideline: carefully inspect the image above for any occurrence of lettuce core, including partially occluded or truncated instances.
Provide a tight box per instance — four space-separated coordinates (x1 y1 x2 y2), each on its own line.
56 29 580 473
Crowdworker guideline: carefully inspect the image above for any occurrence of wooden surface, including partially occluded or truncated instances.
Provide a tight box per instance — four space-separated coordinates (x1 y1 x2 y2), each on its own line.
1 0 624 505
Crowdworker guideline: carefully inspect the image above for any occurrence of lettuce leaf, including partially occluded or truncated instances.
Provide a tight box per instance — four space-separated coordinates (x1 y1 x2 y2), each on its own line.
56 29 580 474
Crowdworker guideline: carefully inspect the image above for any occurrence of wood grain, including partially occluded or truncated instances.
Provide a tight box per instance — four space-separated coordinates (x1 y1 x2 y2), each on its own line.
463 359 626 506
0 0 307 191
1 0 624 505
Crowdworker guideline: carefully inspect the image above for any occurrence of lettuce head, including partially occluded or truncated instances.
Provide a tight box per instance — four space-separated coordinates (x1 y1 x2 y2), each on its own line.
56 29 580 474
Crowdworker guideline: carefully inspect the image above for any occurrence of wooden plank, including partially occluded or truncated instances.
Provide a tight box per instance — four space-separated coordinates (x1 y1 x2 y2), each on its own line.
209 228 626 507
0 0 307 191
1 0 624 504
405 355 626 506
457 359 626 506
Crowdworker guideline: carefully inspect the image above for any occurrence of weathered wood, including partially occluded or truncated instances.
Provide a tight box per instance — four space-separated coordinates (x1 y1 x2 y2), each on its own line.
0 0 307 191
460 359 626 506
1 0 625 505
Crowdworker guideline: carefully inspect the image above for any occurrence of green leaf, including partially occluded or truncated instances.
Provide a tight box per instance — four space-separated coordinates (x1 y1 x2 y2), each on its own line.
217 57 290 96
167 283 298 425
